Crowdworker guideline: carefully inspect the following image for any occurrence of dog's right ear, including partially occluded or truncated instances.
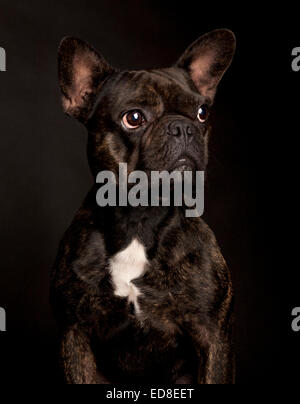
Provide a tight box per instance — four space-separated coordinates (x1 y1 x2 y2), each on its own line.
58 37 114 122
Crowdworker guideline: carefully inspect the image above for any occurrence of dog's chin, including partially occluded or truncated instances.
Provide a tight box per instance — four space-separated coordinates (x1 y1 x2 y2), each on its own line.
142 155 201 174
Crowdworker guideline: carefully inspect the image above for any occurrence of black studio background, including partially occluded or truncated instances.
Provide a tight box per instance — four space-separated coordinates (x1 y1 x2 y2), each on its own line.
0 1 297 385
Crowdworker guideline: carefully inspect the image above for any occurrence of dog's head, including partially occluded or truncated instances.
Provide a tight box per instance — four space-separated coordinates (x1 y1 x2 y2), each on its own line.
58 30 235 178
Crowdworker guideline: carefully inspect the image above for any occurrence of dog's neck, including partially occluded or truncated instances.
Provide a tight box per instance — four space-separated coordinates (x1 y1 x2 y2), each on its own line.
94 203 183 258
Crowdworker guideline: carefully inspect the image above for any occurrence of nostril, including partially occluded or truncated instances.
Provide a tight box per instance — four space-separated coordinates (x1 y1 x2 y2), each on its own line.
186 126 192 136
168 123 181 136
175 125 181 136
167 121 192 137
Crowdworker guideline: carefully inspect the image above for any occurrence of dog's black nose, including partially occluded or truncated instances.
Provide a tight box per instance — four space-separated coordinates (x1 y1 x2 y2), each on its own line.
168 120 193 141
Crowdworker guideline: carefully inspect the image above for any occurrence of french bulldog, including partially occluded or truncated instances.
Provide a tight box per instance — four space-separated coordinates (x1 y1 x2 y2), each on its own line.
51 29 236 384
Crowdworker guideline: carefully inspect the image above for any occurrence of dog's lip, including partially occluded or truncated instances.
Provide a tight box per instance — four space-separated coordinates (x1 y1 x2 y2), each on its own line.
170 155 196 171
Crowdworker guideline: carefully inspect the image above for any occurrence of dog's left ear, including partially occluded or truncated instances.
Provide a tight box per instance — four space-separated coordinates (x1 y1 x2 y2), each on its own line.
176 29 236 99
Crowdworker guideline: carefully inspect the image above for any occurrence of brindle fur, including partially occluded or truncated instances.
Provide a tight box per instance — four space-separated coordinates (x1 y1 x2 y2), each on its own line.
51 29 236 384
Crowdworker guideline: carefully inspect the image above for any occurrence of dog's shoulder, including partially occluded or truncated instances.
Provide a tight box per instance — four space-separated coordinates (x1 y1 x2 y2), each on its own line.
51 190 107 291
154 214 229 288
169 216 231 297
165 214 226 266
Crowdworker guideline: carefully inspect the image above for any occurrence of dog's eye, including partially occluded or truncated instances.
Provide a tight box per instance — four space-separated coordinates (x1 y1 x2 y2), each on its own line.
197 105 209 123
122 110 146 129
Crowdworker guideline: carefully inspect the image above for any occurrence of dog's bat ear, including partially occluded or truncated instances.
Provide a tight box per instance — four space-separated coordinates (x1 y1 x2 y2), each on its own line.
58 37 115 122
176 29 236 99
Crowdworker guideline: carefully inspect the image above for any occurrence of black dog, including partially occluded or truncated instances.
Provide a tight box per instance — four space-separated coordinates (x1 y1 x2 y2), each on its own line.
51 29 236 384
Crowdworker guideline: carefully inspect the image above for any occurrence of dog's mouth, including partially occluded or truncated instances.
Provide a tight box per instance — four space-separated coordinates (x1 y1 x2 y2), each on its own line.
170 155 196 172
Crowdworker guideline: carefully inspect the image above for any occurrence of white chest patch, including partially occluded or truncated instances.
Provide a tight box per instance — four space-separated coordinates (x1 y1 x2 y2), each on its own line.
109 238 148 314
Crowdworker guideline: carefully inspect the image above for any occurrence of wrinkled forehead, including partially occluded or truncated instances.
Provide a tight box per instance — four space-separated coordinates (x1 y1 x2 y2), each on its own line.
104 67 209 117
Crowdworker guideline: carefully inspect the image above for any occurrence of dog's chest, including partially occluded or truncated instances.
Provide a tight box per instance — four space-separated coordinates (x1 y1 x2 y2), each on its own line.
109 239 148 313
